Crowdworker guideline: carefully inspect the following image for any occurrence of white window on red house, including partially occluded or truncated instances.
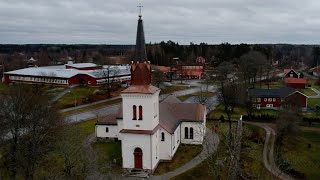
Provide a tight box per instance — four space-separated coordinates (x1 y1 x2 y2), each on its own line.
268 98 272 102
273 98 276 102
264 98 267 102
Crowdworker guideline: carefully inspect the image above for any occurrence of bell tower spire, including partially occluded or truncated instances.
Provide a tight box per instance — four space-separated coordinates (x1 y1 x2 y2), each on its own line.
135 3 147 62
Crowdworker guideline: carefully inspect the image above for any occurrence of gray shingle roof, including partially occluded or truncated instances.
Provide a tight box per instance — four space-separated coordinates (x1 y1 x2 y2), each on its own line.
248 87 293 98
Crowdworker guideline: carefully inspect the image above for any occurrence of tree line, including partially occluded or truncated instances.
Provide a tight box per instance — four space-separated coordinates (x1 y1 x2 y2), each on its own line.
1 42 320 73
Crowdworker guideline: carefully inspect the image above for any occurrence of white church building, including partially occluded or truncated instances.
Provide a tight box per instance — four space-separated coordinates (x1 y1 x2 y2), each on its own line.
95 12 207 173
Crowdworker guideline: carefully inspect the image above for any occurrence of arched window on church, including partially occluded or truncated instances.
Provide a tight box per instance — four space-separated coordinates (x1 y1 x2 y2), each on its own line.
190 127 194 139
185 127 189 139
133 105 137 120
139 105 143 120
161 132 165 141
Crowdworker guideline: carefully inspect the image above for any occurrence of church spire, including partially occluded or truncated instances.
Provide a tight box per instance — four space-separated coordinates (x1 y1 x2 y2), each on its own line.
134 4 147 62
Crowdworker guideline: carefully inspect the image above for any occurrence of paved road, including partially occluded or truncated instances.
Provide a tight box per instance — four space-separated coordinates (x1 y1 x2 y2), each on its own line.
64 84 217 123
245 122 294 180
307 87 320 98
64 104 120 123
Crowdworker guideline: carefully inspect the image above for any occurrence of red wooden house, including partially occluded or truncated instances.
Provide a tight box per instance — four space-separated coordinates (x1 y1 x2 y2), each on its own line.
285 91 308 111
285 78 307 89
248 88 308 111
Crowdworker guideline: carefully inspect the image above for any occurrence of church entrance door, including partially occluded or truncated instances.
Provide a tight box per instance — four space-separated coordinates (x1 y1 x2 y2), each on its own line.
134 148 143 169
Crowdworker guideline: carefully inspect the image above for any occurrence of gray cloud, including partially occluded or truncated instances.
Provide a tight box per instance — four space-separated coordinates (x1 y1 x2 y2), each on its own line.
0 0 320 44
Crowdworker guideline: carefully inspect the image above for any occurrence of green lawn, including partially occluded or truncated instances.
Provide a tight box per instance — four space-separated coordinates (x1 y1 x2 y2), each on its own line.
21 119 98 179
309 79 320 91
299 88 317 96
0 82 9 93
55 86 98 109
92 141 122 174
256 80 284 89
45 86 67 99
174 122 269 179
62 98 122 116
280 131 320 179
208 104 246 120
308 98 320 108
153 144 202 175
241 124 270 179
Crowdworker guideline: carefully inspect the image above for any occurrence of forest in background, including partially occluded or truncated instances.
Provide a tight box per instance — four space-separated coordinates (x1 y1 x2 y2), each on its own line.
1 42 320 73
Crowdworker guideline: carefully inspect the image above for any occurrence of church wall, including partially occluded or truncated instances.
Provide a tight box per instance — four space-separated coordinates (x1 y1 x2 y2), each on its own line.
121 134 152 170
181 122 205 145
117 119 123 140
151 130 160 171
121 91 160 131
171 124 181 157
96 125 119 139
159 129 172 160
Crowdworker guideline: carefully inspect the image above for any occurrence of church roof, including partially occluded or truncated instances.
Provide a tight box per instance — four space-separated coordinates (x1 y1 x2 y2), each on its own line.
95 114 118 125
121 85 160 94
159 97 206 134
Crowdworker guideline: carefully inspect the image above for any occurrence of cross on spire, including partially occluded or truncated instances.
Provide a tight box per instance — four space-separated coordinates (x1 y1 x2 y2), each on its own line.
137 3 143 18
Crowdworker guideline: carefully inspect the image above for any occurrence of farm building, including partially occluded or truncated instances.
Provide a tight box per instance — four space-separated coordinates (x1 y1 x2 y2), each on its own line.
3 63 131 87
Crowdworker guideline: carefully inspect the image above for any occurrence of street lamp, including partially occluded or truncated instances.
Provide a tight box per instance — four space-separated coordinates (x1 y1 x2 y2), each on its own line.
68 90 77 107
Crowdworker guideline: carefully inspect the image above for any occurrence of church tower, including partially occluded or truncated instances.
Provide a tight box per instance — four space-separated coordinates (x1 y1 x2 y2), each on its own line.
120 7 161 172
121 7 160 131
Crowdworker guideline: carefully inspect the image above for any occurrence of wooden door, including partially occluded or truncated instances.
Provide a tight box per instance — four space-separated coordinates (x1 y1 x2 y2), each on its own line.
134 148 143 169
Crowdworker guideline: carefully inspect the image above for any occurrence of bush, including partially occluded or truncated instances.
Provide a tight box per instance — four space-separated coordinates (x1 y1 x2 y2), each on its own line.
242 114 276 121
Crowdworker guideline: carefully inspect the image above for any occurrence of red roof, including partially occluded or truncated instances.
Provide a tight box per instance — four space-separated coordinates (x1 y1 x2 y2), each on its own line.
121 85 160 94
285 78 307 84
284 69 291 74
120 125 160 135
152 65 171 72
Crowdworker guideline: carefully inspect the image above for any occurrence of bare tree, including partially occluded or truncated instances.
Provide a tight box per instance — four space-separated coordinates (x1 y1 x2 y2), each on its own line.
239 51 267 88
100 66 120 98
152 69 165 88
55 125 88 178
0 87 63 179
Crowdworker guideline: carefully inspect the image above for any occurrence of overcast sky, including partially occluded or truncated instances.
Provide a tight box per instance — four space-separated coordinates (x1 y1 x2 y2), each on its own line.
1 0 320 44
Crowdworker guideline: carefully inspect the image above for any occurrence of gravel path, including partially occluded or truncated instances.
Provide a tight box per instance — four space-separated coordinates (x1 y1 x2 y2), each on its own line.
245 122 294 180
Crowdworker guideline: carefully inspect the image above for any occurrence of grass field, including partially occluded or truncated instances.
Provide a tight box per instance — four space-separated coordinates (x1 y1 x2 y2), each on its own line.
92 141 122 174
154 144 202 175
299 88 317 96
309 79 320 91
26 119 97 179
174 122 269 179
0 82 9 93
55 86 98 109
280 131 320 179
208 104 246 120
256 80 284 89
308 98 320 108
